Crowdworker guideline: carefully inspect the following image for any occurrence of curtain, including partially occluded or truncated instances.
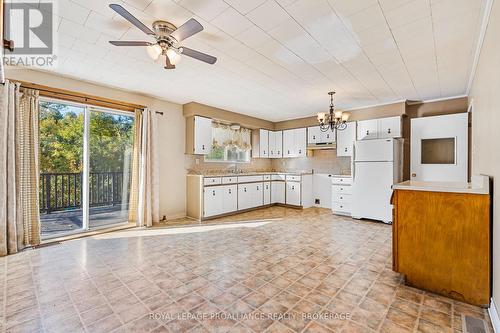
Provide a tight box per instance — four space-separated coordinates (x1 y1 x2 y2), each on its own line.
0 80 41 256
128 109 159 227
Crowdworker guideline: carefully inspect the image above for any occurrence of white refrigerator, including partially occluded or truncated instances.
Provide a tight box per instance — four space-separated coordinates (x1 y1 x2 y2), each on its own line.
352 138 403 224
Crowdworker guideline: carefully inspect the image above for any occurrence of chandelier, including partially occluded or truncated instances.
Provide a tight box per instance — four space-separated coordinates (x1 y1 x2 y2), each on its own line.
317 92 349 131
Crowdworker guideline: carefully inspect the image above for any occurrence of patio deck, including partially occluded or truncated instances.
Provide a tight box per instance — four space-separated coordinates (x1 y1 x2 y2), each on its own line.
40 205 129 237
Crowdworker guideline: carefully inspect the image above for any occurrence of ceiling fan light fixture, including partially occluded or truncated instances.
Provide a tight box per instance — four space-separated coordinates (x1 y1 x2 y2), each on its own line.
146 44 162 60
166 47 181 65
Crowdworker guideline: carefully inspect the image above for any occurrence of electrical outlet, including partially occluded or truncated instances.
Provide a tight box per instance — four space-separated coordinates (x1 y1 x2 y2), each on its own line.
315 199 320 204
195 158 200 165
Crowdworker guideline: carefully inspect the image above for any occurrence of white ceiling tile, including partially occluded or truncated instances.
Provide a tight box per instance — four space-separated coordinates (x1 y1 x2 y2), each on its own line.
327 0 377 17
246 1 290 31
345 4 387 32
235 25 271 48
378 0 413 12
58 19 102 44
122 0 154 11
223 0 267 15
384 0 430 29
85 12 130 39
178 0 229 21
211 7 253 36
57 0 91 25
69 0 120 18
143 0 193 26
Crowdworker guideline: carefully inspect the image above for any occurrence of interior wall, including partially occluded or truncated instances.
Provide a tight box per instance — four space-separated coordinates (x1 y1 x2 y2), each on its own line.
272 150 352 175
469 0 500 311
6 68 187 220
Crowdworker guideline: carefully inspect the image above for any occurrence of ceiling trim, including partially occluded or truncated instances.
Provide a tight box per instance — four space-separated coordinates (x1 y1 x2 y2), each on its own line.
405 95 468 106
466 0 495 94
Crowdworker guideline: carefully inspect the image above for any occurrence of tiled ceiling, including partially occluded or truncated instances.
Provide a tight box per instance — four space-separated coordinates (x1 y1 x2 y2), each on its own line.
36 0 486 121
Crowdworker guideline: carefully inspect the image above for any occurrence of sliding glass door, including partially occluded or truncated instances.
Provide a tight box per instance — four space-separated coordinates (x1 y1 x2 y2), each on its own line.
39 99 135 239
88 109 134 229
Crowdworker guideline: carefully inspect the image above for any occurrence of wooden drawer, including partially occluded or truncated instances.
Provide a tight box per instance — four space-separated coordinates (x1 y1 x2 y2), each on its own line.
204 177 222 185
332 185 352 195
333 202 351 213
333 193 351 203
222 176 238 184
331 177 352 185
286 175 301 182
238 175 264 183
271 174 286 181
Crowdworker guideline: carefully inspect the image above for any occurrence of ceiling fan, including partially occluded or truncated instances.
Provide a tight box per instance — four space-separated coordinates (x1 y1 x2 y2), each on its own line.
108 4 217 69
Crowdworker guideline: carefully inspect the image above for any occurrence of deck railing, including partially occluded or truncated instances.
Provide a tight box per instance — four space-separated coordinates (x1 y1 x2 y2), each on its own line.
39 172 130 213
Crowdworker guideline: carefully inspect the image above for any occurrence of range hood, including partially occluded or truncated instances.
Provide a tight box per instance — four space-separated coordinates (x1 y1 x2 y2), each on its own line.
307 142 337 150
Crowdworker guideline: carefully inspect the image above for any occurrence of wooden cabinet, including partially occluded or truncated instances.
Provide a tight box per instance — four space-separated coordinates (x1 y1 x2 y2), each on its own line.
186 116 213 155
392 188 490 306
378 116 402 139
259 129 269 158
337 122 356 157
283 128 306 158
357 117 402 141
263 182 271 205
286 182 301 206
271 181 285 204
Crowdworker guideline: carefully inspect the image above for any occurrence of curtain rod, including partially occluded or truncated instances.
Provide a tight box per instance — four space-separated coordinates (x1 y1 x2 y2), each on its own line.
9 79 164 115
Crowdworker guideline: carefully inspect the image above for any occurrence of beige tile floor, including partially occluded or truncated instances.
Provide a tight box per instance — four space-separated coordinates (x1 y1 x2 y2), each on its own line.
1 207 492 333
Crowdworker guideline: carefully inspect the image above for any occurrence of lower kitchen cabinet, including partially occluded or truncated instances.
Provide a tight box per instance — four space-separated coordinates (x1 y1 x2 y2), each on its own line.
286 182 301 206
222 185 238 214
203 186 222 217
238 182 263 210
264 182 271 205
271 181 285 204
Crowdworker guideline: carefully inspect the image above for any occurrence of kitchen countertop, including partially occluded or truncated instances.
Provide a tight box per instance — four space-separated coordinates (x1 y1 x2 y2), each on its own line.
187 170 313 177
392 175 490 195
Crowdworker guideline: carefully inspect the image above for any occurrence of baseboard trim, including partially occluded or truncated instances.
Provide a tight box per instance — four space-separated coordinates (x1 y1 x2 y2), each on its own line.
489 298 500 332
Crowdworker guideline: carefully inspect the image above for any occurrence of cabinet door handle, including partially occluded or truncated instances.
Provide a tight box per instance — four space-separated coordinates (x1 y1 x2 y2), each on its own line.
212 190 215 196
292 186 295 190
388 128 391 134
202 144 205 150
257 186 259 190
287 150 290 154
313 135 316 139
299 150 301 154
244 188 247 192
278 150 280 155
344 148 348 152
229 189 231 194
366 130 369 135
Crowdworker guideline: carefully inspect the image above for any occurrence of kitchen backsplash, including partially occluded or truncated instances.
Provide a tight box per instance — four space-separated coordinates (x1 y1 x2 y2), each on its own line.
186 149 351 175
272 150 351 175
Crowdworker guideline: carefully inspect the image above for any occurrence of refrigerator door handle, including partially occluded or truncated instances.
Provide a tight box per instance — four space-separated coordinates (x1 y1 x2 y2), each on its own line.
352 143 356 182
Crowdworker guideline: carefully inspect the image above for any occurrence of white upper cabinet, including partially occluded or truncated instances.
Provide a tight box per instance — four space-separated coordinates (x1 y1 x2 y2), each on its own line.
307 127 335 145
308 126 322 144
357 119 378 140
357 116 402 140
295 128 307 157
378 116 402 139
274 131 283 158
259 129 269 157
192 116 213 155
283 128 307 158
268 131 283 158
337 122 357 157
283 129 295 158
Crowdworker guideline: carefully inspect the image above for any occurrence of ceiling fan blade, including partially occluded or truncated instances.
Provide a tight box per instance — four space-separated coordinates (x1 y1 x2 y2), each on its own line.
170 18 204 42
109 41 152 46
181 47 217 65
164 56 176 70
109 4 155 36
